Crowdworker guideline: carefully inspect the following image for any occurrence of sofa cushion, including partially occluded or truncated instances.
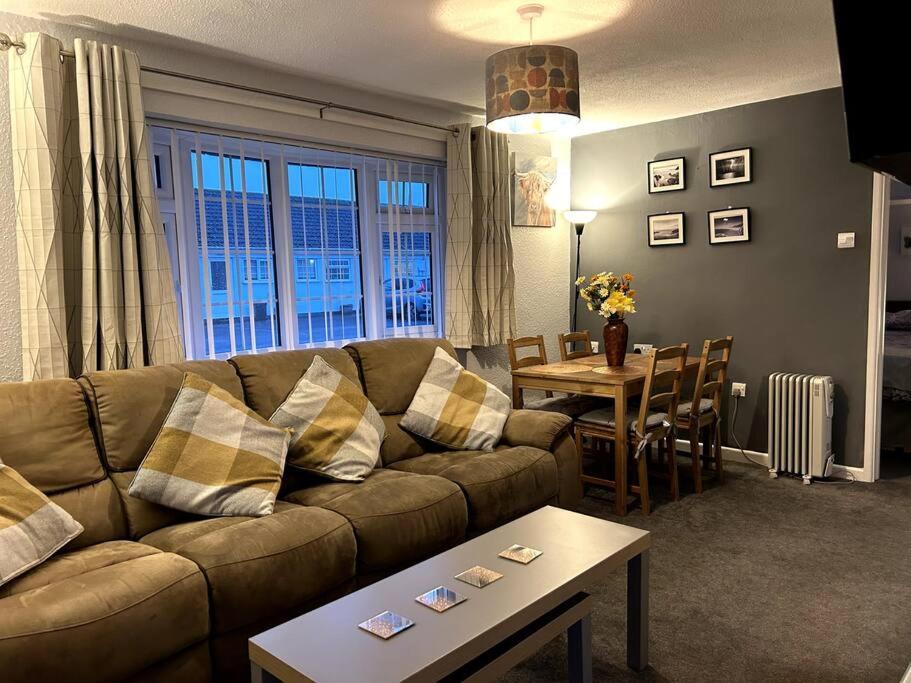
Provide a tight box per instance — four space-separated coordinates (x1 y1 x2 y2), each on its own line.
0 541 208 683
400 347 511 451
271 356 384 481
345 338 457 415
230 348 363 418
0 458 84 586
129 372 290 517
0 378 127 548
387 446 559 531
140 501 355 634
379 414 432 465
284 469 467 575
79 360 244 537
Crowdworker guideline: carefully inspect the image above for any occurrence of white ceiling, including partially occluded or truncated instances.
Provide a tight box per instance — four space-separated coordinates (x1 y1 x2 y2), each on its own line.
6 0 842 136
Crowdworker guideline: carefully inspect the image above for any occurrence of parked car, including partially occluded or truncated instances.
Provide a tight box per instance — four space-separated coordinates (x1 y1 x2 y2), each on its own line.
384 277 431 321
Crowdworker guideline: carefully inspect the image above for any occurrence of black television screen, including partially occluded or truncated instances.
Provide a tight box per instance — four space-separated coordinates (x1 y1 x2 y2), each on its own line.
833 1 911 183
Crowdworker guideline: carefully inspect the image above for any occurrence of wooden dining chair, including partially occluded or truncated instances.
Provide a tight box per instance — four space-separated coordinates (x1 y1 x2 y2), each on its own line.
558 331 595 361
575 344 688 515
507 336 595 418
676 336 734 494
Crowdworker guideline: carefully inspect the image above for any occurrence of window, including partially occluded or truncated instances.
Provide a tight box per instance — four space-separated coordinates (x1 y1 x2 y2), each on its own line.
154 126 443 359
242 258 271 283
326 258 351 282
296 256 317 281
378 180 430 210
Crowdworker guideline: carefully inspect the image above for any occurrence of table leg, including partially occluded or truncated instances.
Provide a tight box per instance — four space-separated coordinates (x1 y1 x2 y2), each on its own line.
567 612 593 683
627 549 649 672
251 662 281 683
614 384 628 516
511 377 524 409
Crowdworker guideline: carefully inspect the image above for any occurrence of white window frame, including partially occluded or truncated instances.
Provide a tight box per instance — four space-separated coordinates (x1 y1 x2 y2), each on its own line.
372 163 443 338
153 125 444 358
326 257 352 282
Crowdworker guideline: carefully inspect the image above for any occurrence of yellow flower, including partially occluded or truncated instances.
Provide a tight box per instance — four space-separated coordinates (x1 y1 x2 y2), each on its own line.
575 275 586 286
624 272 634 281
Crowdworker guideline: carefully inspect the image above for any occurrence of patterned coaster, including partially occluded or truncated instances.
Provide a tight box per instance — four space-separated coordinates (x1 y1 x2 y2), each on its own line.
498 544 543 564
415 586 467 612
358 611 415 639
454 565 503 588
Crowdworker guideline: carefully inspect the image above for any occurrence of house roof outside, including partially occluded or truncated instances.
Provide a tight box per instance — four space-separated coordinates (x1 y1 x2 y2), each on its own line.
194 189 430 253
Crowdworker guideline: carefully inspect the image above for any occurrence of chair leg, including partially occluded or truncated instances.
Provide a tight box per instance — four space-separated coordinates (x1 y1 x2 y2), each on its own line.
713 420 725 484
667 436 679 501
689 427 703 494
615 438 627 517
575 426 585 493
637 451 650 515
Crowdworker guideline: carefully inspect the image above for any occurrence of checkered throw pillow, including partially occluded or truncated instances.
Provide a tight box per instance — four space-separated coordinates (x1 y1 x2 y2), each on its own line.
129 372 291 517
401 347 511 451
1 457 84 587
271 356 385 481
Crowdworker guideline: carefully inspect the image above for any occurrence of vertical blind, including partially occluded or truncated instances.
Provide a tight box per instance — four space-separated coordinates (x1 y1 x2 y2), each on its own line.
152 125 444 359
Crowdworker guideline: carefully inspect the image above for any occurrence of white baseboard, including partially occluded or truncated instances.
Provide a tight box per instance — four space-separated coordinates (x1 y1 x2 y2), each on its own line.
673 439 870 482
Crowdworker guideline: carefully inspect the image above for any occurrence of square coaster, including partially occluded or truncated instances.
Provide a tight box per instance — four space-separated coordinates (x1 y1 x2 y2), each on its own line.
498 544 543 564
358 611 415 639
454 565 503 588
415 586 467 612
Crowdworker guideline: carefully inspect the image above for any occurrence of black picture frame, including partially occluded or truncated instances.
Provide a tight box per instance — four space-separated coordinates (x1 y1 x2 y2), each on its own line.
708 207 751 245
647 157 685 194
709 147 752 187
647 212 686 247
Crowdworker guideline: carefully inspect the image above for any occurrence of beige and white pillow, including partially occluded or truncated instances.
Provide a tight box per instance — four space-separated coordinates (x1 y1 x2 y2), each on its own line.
129 372 291 517
400 347 511 451
271 355 385 481
1 457 83 587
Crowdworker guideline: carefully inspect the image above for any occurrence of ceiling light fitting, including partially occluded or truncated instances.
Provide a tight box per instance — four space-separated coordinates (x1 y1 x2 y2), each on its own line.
485 4 581 135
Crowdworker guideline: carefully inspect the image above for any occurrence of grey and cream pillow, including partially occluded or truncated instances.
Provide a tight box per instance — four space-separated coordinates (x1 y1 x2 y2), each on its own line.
0 457 83 587
129 372 291 517
400 347 511 451
271 355 385 481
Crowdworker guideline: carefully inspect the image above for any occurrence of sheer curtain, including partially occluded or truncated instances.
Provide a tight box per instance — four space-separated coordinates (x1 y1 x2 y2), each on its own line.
444 124 516 349
8 32 182 379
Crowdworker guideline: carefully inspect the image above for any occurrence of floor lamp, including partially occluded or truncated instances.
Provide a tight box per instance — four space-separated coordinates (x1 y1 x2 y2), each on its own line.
564 210 598 332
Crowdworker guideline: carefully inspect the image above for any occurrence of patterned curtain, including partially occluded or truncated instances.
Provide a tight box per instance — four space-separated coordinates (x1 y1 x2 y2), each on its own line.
444 124 516 348
8 33 183 379
444 123 473 348
468 126 516 346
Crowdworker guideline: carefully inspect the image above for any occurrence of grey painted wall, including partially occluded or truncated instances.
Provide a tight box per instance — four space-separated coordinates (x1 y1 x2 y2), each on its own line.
571 88 873 467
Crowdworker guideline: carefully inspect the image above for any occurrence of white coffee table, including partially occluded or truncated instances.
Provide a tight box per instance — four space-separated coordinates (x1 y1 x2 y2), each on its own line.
250 505 650 682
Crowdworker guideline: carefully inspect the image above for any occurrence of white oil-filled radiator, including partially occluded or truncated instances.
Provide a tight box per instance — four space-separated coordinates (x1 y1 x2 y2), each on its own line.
767 373 834 484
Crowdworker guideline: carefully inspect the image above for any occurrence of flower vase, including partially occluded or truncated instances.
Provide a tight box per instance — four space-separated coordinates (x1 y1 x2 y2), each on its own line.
602 318 629 367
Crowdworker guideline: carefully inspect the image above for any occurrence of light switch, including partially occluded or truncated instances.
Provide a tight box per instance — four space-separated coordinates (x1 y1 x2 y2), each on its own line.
837 232 855 249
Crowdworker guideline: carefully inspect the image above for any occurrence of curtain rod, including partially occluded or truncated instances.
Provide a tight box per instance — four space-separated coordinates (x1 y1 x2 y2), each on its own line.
1 32 460 136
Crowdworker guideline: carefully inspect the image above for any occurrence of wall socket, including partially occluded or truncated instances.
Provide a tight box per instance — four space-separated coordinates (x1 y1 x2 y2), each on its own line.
591 341 599 353
633 343 654 354
731 382 747 398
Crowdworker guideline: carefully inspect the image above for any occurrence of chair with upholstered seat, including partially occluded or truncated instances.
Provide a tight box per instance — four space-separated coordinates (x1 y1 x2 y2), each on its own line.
557 330 595 361
507 335 595 417
575 344 688 515
676 336 733 493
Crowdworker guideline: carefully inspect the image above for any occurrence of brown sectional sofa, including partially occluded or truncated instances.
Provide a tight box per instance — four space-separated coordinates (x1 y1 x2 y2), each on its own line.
0 338 579 682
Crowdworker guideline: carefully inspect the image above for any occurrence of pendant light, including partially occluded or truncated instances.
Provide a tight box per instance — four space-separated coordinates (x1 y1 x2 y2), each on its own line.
485 4 581 135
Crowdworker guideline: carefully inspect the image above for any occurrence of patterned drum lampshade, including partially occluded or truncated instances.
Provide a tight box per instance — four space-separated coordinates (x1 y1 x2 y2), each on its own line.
485 44 580 135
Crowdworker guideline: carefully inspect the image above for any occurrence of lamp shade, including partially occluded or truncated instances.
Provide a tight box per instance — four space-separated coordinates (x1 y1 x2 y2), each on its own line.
563 210 597 225
485 45 580 135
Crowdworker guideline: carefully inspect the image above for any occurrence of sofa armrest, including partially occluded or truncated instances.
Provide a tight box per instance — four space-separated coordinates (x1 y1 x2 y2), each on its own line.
501 410 572 451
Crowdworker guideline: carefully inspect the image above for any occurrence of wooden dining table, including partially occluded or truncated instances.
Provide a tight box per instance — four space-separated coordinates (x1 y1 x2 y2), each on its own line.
511 352 702 512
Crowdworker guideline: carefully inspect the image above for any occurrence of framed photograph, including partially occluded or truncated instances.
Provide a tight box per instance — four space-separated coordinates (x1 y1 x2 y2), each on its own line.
710 147 752 186
647 212 685 247
513 153 557 227
708 207 750 244
648 157 685 193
